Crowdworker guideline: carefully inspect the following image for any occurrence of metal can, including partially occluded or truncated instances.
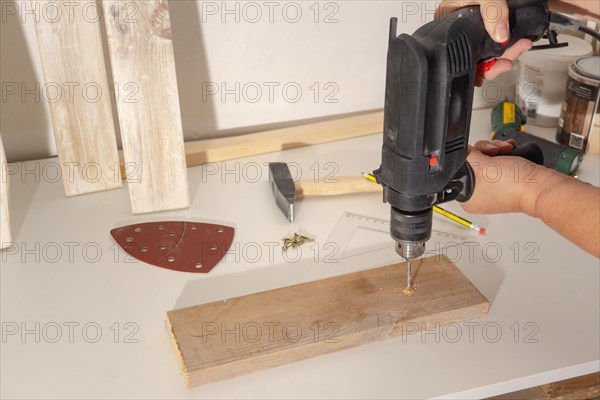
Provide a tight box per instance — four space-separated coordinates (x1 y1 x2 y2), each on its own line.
517 35 592 127
557 56 600 155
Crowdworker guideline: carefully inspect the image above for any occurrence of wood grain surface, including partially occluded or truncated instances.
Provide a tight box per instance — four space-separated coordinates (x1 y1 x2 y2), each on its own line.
296 176 382 198
486 372 600 400
0 134 11 248
118 111 384 178
184 111 384 165
166 256 489 387
32 0 121 196
103 0 189 214
542 372 600 399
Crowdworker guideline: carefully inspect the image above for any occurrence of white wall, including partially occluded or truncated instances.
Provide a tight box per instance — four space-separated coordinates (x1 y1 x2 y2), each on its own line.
1 0 500 162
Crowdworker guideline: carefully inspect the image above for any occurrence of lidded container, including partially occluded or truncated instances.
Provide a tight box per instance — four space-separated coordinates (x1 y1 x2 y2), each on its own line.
557 56 600 155
517 35 593 127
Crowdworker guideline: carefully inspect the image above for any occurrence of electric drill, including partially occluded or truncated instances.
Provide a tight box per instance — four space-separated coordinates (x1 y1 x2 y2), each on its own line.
491 101 583 175
372 0 585 285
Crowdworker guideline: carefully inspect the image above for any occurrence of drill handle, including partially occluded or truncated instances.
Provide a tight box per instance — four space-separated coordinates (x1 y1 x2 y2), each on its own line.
466 0 550 61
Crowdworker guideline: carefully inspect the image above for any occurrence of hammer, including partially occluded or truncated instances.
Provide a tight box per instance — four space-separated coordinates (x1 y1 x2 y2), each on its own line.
269 162 382 222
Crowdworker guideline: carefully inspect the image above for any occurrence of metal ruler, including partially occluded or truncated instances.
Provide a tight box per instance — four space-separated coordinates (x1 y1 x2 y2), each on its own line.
326 212 471 260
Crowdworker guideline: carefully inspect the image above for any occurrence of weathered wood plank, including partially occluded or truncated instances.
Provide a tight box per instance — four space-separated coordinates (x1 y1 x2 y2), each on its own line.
103 0 189 213
32 0 121 196
166 256 489 387
1 134 11 249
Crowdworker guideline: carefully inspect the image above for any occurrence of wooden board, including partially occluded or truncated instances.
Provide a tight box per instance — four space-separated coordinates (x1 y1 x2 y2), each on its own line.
119 111 384 178
486 372 600 400
485 386 550 400
32 0 121 196
541 372 600 400
166 256 489 387
184 111 383 165
103 0 189 214
0 134 11 249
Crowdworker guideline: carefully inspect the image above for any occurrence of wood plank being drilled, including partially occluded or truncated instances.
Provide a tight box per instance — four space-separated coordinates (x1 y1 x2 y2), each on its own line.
103 0 189 214
166 256 489 387
0 134 11 249
32 0 121 196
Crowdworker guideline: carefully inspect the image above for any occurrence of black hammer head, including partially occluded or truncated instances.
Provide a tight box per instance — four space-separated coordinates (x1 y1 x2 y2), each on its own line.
269 162 296 222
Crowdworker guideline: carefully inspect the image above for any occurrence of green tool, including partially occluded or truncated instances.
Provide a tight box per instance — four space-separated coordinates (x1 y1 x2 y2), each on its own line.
491 101 583 175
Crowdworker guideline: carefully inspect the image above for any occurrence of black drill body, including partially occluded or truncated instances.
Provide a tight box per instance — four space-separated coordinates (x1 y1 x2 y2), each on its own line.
374 0 551 259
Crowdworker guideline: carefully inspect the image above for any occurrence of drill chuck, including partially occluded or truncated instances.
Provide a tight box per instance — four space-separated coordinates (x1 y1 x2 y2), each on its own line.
390 207 432 260
396 241 426 261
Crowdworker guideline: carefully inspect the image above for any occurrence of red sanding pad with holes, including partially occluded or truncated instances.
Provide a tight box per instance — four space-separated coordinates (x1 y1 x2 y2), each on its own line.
110 221 234 273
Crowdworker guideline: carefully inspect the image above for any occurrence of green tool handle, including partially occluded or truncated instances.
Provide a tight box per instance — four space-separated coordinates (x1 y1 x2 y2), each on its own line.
491 101 583 175
502 142 544 165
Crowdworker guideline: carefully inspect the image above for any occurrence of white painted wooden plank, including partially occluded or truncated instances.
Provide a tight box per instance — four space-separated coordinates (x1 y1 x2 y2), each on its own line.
0 133 11 249
102 0 189 213
32 0 122 196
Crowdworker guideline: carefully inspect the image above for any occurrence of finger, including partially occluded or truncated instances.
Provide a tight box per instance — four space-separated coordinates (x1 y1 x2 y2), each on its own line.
479 39 532 82
473 140 486 151
474 140 501 156
499 39 533 61
478 0 510 42
489 140 513 147
483 59 513 81
474 140 515 156
473 140 490 152
490 139 517 154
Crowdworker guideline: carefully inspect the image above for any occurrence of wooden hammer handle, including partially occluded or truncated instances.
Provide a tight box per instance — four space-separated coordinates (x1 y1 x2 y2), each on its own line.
295 176 382 198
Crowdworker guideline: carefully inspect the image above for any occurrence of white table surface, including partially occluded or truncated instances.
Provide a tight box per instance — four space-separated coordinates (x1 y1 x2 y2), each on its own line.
1 108 599 399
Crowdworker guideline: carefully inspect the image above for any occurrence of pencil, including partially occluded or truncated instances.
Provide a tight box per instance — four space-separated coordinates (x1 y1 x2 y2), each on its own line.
432 205 485 234
362 173 486 234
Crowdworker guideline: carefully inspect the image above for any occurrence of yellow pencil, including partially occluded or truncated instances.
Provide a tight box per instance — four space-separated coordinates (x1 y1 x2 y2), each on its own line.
432 205 485 234
362 173 486 234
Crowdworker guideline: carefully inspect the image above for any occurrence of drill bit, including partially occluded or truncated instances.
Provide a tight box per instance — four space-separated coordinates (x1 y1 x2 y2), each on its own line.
402 259 415 296
406 260 412 289
396 241 423 295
